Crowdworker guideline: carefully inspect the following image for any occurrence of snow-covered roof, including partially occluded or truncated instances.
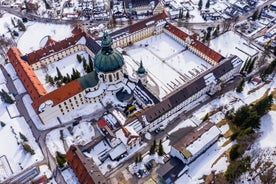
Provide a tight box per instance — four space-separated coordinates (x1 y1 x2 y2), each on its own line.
173 122 221 158
109 143 127 160
186 125 221 156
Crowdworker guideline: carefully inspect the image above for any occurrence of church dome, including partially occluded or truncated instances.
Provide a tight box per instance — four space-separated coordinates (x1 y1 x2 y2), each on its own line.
94 32 124 73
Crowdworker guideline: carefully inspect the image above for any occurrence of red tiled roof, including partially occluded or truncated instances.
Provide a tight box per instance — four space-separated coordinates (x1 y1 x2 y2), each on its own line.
165 23 223 63
26 32 85 65
7 48 47 101
97 118 108 129
129 12 167 33
44 38 56 47
165 22 189 40
190 40 223 63
32 80 83 112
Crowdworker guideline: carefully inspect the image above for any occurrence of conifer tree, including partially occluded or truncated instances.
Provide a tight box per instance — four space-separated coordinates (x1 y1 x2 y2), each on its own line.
56 67 62 80
205 0 210 9
198 0 203 10
158 140 164 156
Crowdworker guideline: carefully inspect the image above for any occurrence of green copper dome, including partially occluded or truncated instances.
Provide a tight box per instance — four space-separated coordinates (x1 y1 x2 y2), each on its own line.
94 32 124 73
137 60 146 75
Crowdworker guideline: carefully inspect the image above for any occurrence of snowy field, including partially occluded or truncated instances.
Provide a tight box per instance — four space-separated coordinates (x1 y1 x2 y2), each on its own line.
17 23 72 54
175 137 233 183
210 31 259 61
0 83 43 182
34 51 90 93
46 121 95 157
126 33 210 99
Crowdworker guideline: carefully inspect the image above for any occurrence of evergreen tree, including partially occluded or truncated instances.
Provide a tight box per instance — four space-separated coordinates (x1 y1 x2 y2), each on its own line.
48 76 55 85
158 140 164 156
19 132 28 142
56 151 66 168
0 89 14 104
56 67 63 80
11 18 16 27
89 55 94 71
76 54 82 63
247 58 255 74
236 79 245 93
17 19 26 31
0 121 5 127
253 94 273 116
178 8 183 19
22 143 35 155
186 11 190 20
251 10 259 21
198 0 203 10
43 0 51 9
66 73 71 82
213 25 219 37
205 0 210 9
149 140 156 155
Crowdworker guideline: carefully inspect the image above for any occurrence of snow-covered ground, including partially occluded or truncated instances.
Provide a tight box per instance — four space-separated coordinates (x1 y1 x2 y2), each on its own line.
34 51 90 93
210 31 259 61
175 137 233 183
46 121 96 157
85 140 147 175
126 33 211 99
17 23 72 54
0 84 43 182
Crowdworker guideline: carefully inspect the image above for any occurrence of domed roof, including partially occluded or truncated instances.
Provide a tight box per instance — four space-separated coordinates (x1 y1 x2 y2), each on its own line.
137 60 146 75
94 32 124 73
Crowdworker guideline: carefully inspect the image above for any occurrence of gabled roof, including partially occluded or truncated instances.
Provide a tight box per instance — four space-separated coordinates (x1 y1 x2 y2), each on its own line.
44 38 56 47
190 40 223 63
165 23 223 63
173 122 214 154
32 80 83 112
165 22 189 40
124 0 159 8
133 56 239 124
24 33 85 65
7 48 47 100
129 12 167 33
97 118 108 129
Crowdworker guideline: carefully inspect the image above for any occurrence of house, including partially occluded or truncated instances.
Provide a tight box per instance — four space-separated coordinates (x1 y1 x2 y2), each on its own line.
251 76 261 85
115 126 141 150
233 1 250 12
156 157 186 184
270 1 276 11
170 121 221 164
66 145 107 184
123 0 164 15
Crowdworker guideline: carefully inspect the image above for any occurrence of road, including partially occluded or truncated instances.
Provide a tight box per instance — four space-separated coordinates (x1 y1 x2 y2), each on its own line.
0 65 66 184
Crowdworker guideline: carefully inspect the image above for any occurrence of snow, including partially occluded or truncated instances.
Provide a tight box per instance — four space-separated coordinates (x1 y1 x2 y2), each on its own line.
168 119 196 135
175 138 233 184
186 126 221 155
258 111 276 148
17 23 72 54
210 31 258 61
6 103 20 118
46 121 96 157
209 111 225 124
13 79 26 94
61 168 80 184
4 63 17 80
0 70 6 84
145 132 152 140
0 115 43 182
125 33 210 99
34 51 90 93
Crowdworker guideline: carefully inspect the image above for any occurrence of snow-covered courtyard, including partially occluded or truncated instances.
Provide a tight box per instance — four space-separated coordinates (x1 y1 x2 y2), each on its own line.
125 33 212 99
